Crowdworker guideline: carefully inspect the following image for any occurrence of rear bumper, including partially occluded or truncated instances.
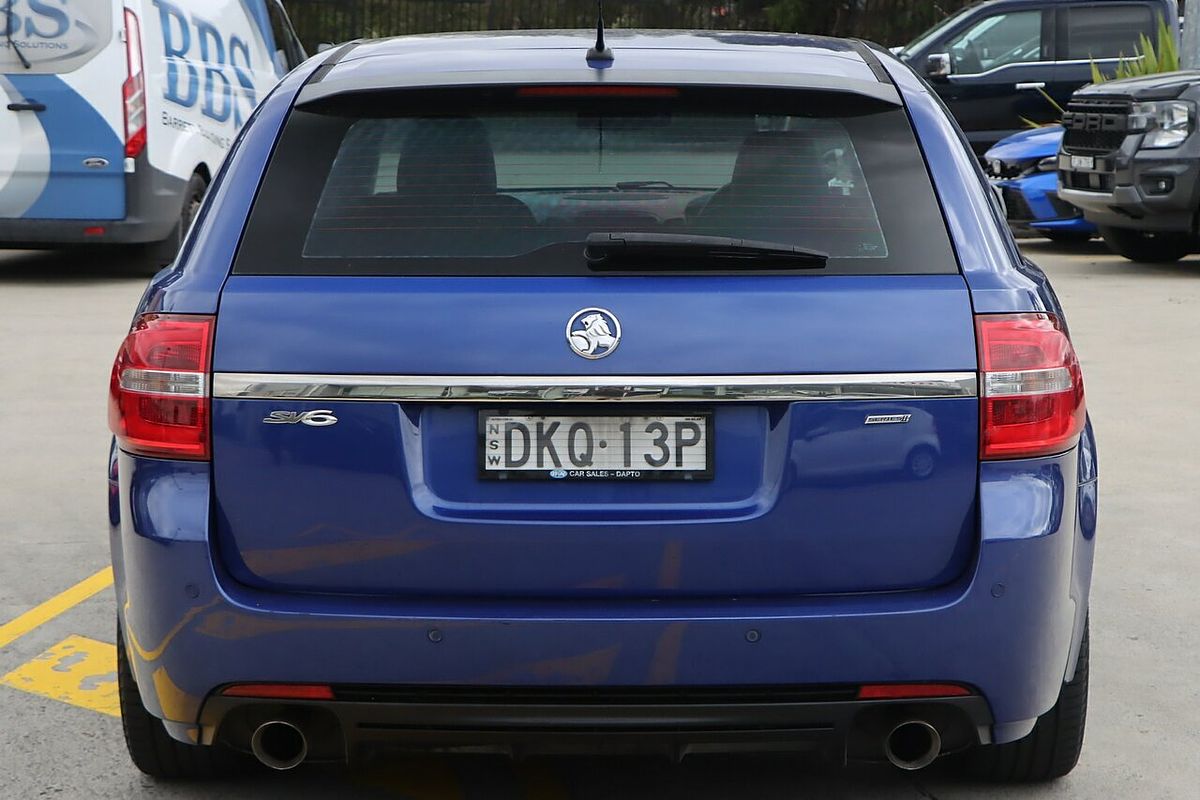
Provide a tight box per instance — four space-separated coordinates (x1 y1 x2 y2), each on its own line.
109 443 1096 754
0 159 183 247
201 690 993 762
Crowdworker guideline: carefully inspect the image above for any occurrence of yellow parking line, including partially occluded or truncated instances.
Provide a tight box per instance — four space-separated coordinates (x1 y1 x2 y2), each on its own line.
1 635 119 717
0 567 113 650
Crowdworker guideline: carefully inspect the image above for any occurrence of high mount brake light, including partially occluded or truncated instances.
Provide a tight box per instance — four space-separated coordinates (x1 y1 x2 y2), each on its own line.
977 313 1086 460
108 314 214 460
123 9 147 159
517 86 680 98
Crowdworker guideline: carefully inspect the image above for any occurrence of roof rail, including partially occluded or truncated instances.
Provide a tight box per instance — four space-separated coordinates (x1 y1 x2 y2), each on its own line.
849 39 894 85
306 40 364 85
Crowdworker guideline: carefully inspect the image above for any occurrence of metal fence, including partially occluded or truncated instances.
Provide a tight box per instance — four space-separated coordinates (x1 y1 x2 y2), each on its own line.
283 1 972 51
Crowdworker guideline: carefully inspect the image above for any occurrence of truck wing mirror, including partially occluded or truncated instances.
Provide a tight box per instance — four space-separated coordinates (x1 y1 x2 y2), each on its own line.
927 53 952 79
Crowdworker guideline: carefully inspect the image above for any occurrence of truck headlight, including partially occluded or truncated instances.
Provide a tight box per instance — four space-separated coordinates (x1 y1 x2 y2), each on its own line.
1130 101 1193 149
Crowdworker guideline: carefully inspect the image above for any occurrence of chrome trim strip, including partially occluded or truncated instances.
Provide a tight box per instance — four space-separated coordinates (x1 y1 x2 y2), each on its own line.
948 56 1131 80
212 372 978 403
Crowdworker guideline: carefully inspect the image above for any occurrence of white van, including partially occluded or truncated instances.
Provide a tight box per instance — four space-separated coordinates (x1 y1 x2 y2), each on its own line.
0 0 305 267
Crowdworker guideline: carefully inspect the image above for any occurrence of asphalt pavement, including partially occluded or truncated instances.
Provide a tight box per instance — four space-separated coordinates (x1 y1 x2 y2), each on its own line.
0 240 1196 798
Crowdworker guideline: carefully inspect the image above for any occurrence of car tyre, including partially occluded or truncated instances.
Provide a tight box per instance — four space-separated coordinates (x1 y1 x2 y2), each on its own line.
125 173 209 276
1098 226 1191 263
956 617 1089 782
118 623 252 779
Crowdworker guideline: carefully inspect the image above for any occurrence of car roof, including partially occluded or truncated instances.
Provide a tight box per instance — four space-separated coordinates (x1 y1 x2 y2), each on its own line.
297 30 901 107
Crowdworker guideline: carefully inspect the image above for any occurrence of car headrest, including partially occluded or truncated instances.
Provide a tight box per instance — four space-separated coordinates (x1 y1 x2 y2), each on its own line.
396 118 499 197
731 131 818 186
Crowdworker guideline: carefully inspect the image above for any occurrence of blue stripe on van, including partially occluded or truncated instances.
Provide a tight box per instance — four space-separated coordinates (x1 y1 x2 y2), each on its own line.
240 0 280 76
8 74 124 220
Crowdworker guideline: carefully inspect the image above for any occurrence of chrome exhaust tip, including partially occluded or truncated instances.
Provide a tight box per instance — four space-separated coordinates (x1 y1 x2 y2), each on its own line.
250 720 308 771
883 720 942 771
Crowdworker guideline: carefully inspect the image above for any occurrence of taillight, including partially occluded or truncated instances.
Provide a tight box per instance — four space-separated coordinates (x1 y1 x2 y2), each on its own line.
108 314 213 460
977 313 1086 460
123 9 146 159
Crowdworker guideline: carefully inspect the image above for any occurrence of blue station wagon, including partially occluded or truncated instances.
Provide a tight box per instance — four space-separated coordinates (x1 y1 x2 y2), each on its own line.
107 29 1097 782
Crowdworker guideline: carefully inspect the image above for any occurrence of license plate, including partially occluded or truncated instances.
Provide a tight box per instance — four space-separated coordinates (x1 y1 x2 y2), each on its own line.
1070 155 1095 170
480 413 713 481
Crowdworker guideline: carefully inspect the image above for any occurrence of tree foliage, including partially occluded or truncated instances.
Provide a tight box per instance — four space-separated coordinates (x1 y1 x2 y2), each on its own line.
765 0 970 43
1089 18 1180 84
284 0 973 51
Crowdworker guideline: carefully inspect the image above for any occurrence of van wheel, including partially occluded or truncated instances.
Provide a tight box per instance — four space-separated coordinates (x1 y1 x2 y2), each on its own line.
125 173 209 276
1098 226 1191 263
117 623 252 779
955 617 1089 782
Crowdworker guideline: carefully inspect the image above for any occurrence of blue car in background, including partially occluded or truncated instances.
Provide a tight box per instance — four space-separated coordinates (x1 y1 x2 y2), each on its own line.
986 125 1097 243
107 30 1096 784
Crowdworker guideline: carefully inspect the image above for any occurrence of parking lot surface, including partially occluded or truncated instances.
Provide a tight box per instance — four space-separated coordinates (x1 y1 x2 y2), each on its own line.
0 241 1196 798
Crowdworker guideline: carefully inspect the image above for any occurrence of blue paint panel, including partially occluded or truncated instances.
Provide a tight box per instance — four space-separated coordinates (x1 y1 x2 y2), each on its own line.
880 54 1052 315
211 396 980 597
141 55 323 315
213 275 978 375
8 74 124 220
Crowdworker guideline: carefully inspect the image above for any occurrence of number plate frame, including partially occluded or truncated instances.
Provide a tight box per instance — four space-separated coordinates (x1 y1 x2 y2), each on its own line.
478 409 715 481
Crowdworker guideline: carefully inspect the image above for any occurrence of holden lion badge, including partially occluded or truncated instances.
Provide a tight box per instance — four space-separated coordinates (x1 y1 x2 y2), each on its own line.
566 308 621 360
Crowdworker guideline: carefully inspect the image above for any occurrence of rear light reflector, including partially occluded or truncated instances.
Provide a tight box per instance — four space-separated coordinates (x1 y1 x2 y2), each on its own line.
83 226 106 237
221 684 335 700
977 313 1086 460
517 86 680 98
123 9 147 159
857 683 972 700
108 314 213 460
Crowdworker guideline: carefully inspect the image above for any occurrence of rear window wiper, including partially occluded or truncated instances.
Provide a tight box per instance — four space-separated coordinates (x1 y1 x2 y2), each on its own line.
584 233 828 271
5 1 31 70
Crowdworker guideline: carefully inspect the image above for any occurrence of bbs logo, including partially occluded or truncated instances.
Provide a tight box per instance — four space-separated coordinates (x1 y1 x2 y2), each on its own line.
153 0 261 127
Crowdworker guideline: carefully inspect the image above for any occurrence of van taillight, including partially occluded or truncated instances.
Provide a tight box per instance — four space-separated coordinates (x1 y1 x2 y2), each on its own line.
977 313 1085 460
123 9 147 159
108 315 213 461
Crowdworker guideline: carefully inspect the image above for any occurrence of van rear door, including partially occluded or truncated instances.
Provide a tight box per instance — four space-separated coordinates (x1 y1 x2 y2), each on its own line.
210 85 981 599
0 1 124 220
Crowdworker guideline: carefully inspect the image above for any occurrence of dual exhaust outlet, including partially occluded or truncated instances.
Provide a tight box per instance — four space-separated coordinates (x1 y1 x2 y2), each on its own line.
248 717 942 772
250 720 308 771
882 720 942 771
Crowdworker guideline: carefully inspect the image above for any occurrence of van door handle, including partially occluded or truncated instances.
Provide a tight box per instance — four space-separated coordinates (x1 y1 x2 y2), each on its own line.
1015 82 1046 91
7 101 46 112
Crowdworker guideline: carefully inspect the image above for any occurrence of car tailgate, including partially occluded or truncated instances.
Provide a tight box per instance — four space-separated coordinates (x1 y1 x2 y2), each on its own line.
210 274 979 598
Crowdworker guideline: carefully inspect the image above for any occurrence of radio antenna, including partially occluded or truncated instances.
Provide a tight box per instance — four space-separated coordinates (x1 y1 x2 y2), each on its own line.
586 0 614 64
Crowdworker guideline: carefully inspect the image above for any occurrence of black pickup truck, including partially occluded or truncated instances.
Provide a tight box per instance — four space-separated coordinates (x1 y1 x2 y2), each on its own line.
1058 72 1200 262
895 0 1178 154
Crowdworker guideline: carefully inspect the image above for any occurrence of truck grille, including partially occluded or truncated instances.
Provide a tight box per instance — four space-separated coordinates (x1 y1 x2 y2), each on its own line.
1062 171 1115 192
1062 99 1130 154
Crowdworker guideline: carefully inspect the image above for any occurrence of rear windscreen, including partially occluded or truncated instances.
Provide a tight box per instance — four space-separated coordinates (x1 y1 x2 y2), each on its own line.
236 87 959 276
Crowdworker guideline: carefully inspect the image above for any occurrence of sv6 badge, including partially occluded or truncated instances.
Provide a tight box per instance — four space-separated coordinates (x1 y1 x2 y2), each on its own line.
262 410 339 427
